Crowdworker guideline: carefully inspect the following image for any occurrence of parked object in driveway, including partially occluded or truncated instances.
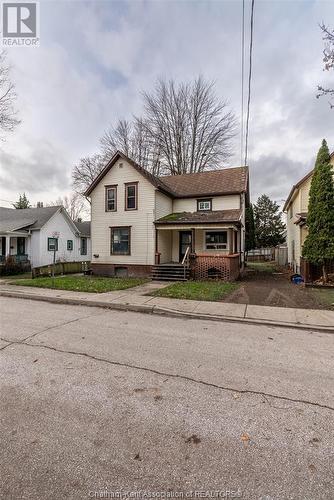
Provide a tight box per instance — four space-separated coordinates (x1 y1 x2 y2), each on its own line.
291 274 304 285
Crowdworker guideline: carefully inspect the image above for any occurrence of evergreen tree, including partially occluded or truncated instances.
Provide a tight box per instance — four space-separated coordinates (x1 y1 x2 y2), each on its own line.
245 204 256 252
13 193 31 209
302 139 334 282
253 194 285 248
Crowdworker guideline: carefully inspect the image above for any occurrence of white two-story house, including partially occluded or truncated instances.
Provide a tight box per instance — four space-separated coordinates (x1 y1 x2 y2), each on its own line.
85 151 249 281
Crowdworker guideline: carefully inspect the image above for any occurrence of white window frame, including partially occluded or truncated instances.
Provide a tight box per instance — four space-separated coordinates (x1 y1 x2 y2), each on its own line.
197 199 212 211
205 230 228 250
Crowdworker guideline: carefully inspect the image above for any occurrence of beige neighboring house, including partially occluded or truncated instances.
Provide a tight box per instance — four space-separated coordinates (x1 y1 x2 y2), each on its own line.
85 151 249 281
283 152 334 273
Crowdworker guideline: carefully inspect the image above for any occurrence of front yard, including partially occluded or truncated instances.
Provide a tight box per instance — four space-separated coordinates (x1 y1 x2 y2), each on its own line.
10 275 148 293
149 281 239 301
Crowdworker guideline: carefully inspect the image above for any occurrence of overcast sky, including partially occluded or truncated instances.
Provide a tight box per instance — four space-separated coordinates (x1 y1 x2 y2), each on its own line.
0 0 333 210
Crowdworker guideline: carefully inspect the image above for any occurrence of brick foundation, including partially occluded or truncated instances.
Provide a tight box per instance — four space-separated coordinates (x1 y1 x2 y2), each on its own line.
91 263 153 278
190 253 240 281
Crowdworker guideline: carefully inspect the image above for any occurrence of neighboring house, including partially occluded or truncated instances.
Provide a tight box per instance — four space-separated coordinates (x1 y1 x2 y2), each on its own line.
85 151 249 281
0 205 91 268
283 152 334 273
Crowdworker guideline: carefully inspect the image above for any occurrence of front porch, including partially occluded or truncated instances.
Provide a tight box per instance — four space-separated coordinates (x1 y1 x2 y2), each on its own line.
0 235 30 265
154 225 242 281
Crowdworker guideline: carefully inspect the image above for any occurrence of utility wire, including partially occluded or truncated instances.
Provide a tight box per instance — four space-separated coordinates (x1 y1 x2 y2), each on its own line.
244 0 255 167
240 0 245 166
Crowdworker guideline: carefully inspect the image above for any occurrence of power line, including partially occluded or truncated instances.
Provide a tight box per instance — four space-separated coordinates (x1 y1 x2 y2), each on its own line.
240 0 245 166
244 0 255 167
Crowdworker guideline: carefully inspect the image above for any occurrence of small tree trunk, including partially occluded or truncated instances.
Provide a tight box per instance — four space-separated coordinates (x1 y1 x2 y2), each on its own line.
322 263 328 284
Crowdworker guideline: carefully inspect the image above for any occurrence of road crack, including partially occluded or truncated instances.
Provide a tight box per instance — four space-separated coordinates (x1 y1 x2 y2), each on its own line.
1 338 333 412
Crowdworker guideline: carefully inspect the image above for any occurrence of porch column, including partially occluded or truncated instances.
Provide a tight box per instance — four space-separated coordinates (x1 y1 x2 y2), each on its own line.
5 236 10 256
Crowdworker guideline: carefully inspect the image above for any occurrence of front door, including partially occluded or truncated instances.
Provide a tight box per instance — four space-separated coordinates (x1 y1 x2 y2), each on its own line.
179 231 192 262
17 237 25 255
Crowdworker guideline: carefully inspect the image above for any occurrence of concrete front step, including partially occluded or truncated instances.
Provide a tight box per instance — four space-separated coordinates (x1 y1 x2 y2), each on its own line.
152 265 190 281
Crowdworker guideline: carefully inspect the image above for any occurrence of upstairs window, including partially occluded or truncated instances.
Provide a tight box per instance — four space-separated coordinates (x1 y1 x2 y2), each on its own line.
105 186 117 212
197 199 212 211
67 240 73 251
205 231 227 250
125 183 138 210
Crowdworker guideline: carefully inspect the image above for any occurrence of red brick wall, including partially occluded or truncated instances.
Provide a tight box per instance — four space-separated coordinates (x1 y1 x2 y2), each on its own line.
91 263 152 278
190 253 240 281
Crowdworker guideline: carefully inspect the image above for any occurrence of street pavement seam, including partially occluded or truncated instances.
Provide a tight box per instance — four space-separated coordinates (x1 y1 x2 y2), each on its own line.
1 337 333 412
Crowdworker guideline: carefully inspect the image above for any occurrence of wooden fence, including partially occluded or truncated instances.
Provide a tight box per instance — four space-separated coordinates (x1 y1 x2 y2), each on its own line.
32 261 90 278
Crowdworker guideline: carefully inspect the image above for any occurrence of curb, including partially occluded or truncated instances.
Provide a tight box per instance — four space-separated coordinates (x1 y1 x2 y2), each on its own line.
1 290 333 334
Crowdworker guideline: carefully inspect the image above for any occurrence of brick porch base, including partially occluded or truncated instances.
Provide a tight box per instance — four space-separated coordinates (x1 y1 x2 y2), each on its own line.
190 253 240 281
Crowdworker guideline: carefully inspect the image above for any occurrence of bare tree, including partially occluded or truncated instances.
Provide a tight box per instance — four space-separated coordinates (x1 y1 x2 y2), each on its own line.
142 76 236 174
0 50 20 137
48 192 88 220
99 76 236 176
101 118 154 170
317 23 334 108
72 154 105 197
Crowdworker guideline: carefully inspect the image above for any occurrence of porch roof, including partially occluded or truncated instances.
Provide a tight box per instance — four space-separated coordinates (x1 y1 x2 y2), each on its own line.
155 209 242 226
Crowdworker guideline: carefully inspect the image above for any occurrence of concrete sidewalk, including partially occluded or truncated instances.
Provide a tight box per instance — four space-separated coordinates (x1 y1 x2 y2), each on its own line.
0 281 333 332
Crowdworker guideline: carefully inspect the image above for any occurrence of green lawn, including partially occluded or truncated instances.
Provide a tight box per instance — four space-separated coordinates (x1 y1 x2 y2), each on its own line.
0 272 32 280
246 261 279 273
309 288 334 309
150 280 239 301
10 275 148 293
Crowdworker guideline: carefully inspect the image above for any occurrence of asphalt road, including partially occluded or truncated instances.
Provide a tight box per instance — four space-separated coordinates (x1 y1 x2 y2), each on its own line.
0 297 333 500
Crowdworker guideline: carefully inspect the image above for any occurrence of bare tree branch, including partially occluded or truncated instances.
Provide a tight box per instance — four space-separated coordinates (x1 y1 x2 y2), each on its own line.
72 154 105 199
47 192 89 220
99 76 236 176
317 23 334 108
0 50 20 138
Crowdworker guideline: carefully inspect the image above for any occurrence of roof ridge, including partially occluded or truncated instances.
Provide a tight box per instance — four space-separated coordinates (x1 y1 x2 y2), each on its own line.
158 165 247 180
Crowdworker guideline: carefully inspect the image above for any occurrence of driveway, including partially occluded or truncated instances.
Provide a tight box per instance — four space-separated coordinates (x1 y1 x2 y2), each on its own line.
0 297 333 499
225 262 333 309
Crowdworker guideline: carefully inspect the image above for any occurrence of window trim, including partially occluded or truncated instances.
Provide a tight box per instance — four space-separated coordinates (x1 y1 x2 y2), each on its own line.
197 198 212 212
110 226 131 256
205 230 228 250
105 185 117 212
48 237 58 252
80 237 87 256
67 239 73 251
124 182 138 211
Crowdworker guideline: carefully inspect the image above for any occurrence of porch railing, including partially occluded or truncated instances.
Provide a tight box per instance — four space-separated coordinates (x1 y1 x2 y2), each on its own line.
0 254 29 264
181 246 191 279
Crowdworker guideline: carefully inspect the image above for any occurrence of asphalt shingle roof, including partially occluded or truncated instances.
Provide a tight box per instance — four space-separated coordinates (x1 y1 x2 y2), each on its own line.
158 168 248 198
85 151 249 198
74 221 91 236
0 206 60 232
155 209 242 225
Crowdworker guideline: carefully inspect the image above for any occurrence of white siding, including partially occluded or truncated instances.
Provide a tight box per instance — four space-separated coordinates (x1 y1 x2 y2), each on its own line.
36 210 91 268
286 191 303 272
155 191 173 219
173 194 240 213
90 159 156 265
